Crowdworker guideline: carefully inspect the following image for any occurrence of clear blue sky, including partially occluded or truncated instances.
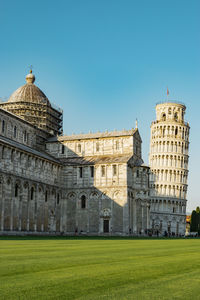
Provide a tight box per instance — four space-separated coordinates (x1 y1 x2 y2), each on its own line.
0 0 199 212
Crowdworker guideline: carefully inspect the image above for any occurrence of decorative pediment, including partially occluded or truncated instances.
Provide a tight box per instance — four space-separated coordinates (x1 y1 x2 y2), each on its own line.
100 208 111 218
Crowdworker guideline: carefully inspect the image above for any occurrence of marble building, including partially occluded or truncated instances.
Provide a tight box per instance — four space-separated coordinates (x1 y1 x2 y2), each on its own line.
0 71 151 236
149 102 190 235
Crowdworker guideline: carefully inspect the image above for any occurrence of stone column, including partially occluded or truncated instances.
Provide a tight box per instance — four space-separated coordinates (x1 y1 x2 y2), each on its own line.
87 196 90 234
34 186 37 232
18 195 22 231
141 203 144 234
27 188 30 231
10 182 14 231
59 194 64 233
146 203 150 230
99 195 102 234
1 191 4 231
133 199 137 234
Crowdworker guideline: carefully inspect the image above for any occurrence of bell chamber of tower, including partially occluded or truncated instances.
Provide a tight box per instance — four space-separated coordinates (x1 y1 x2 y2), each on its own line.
149 101 190 236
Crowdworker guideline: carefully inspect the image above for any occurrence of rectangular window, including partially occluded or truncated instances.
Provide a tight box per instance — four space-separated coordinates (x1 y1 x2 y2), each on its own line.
115 140 119 150
113 165 117 176
57 194 60 205
14 126 17 138
78 144 81 152
101 166 105 177
24 131 27 142
90 166 94 178
61 144 65 154
79 167 83 178
2 120 5 133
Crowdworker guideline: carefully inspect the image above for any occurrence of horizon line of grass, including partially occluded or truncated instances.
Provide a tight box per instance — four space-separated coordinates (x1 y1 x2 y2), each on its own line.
0 235 198 240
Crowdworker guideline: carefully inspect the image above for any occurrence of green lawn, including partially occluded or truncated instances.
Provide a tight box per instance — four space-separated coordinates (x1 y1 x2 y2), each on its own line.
0 237 200 300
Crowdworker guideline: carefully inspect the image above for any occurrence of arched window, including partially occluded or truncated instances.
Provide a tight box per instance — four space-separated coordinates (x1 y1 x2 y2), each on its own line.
136 170 139 178
79 167 83 178
81 195 86 209
174 112 178 121
2 120 5 133
90 166 94 178
175 127 178 136
14 126 17 138
30 187 34 200
162 113 166 121
15 184 19 197
113 165 117 176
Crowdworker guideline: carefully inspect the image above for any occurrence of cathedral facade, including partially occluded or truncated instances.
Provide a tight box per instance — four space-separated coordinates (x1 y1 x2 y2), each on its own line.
0 71 189 236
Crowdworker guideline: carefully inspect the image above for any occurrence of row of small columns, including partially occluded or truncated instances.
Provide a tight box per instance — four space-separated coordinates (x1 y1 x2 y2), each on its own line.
129 199 150 234
150 198 186 214
150 169 188 184
151 125 189 140
150 141 189 155
0 179 61 232
150 184 187 199
150 155 188 168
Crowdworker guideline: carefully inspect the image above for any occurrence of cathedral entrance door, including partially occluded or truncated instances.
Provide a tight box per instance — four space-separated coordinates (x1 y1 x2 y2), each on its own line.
103 219 109 233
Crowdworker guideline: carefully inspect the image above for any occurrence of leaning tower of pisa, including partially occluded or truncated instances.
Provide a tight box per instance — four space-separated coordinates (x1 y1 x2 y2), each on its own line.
149 101 190 236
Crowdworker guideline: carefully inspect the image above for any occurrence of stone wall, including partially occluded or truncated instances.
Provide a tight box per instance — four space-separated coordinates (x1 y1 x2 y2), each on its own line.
0 108 50 150
46 129 142 159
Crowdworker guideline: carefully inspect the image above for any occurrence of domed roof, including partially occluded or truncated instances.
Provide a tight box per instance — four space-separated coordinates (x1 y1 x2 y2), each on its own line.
8 70 50 105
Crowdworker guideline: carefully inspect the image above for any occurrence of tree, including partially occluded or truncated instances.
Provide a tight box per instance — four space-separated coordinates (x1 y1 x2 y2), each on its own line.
190 210 197 232
190 207 200 234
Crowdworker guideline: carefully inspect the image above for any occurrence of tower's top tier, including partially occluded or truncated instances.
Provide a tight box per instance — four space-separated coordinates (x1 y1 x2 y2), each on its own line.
155 101 186 123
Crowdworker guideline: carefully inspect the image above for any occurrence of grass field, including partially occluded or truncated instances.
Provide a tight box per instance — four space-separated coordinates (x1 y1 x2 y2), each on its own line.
0 237 200 300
